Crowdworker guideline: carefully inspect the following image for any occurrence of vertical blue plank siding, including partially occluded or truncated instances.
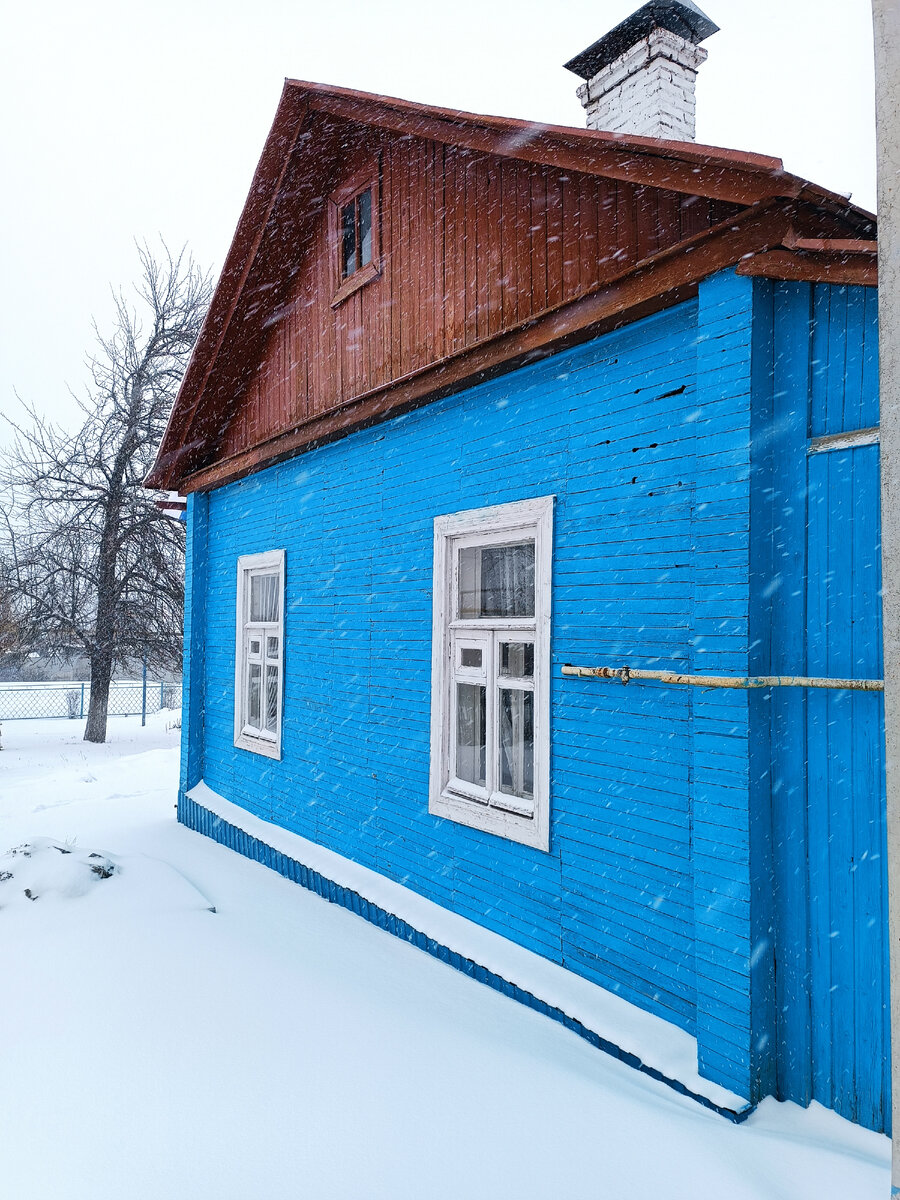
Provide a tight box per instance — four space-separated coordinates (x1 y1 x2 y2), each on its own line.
768 281 888 1133
806 450 887 1130
689 269 777 1102
181 492 208 796
769 282 815 1109
182 271 887 1131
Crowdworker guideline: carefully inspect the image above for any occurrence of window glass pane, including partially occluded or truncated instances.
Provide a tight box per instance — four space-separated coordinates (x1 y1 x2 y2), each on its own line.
250 638 261 657
458 542 534 618
341 200 356 278
456 682 486 787
499 688 534 799
458 546 479 618
460 647 482 669
500 642 534 678
358 189 373 267
250 573 279 622
266 636 278 658
265 664 279 733
248 662 262 728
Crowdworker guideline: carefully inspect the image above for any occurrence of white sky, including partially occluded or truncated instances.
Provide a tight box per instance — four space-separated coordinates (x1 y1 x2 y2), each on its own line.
0 0 876 445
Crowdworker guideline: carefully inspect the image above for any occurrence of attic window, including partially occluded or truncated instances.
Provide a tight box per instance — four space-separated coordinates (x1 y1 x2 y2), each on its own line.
341 188 373 279
331 165 380 307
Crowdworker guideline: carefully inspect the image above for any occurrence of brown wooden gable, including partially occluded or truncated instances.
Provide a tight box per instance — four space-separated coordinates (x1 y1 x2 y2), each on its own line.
218 126 741 461
147 81 876 493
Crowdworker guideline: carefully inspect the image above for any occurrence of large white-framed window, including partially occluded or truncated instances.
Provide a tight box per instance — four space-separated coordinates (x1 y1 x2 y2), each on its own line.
234 550 285 760
429 497 553 851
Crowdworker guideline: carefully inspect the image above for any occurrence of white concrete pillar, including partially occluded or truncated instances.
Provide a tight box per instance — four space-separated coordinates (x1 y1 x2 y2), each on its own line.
872 0 900 1190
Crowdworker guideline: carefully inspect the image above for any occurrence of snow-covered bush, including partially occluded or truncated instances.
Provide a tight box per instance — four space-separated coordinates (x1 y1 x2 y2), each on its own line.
0 839 117 907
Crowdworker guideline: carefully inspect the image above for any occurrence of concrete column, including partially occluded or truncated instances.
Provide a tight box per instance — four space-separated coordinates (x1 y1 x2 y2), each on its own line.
872 0 900 1187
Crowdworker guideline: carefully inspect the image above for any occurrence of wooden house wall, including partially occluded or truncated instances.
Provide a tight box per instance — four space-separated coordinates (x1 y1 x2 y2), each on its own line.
180 271 888 1129
219 132 738 458
204 299 705 1038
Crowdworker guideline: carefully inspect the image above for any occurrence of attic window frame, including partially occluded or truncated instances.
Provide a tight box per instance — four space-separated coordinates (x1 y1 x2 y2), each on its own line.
330 160 381 308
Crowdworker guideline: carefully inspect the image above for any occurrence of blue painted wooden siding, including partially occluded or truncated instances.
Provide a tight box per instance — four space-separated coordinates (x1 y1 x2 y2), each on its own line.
195 299 707 1040
767 282 887 1132
180 492 208 797
180 271 886 1126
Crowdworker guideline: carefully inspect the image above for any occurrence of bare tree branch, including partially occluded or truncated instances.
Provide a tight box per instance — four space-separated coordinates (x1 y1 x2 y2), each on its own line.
0 241 211 742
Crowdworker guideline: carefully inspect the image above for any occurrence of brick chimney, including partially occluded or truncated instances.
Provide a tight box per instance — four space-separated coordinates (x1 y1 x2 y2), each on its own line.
564 1 719 142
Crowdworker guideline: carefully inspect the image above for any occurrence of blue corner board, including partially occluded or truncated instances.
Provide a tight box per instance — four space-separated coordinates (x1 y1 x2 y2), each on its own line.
179 790 756 1125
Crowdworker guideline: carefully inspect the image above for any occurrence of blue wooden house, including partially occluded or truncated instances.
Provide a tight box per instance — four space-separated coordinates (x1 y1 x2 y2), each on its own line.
148 4 885 1134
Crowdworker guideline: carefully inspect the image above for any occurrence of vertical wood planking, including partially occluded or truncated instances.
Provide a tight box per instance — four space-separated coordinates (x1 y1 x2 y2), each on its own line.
214 134 743 461
530 164 549 313
825 451 856 1119
805 448 833 1105
545 168 563 310
797 283 887 1131
850 444 886 1129
769 282 812 1108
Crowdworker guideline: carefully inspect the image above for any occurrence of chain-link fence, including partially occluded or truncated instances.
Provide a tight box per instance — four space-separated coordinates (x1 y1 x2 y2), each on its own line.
0 681 182 721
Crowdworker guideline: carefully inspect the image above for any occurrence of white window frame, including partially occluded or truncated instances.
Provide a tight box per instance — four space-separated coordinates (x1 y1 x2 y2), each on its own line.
429 497 553 851
234 549 285 760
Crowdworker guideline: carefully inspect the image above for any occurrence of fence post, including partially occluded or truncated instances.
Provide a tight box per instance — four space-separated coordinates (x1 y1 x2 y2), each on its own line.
141 653 147 727
160 681 165 711
80 683 85 720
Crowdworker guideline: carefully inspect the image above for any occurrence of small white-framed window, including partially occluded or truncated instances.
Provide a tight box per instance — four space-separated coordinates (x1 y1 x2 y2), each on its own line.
429 497 553 851
234 550 284 760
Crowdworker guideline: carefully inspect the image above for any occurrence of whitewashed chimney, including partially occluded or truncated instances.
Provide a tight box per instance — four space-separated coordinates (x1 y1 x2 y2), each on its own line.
564 0 719 142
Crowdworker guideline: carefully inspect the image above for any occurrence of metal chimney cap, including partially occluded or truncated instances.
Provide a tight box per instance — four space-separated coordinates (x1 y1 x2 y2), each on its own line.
564 1 719 80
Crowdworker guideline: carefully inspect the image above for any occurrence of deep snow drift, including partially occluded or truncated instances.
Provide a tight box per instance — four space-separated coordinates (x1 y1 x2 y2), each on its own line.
0 715 890 1200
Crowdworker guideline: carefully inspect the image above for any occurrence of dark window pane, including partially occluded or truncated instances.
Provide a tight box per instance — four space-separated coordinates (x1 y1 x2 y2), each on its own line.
265 664 279 733
248 663 262 728
458 546 479 618
481 543 534 617
341 200 356 278
250 573 279 622
459 542 535 619
358 189 373 267
499 688 534 799
460 647 482 668
500 642 534 678
456 682 486 787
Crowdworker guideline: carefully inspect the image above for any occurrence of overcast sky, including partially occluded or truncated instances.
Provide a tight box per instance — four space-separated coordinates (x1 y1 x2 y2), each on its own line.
0 0 876 446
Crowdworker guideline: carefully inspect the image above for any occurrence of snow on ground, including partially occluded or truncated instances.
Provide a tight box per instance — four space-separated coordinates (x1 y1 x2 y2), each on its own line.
0 717 890 1199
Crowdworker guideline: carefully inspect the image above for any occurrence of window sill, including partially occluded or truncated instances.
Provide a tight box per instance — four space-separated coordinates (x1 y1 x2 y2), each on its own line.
430 787 548 851
331 260 380 308
234 730 282 760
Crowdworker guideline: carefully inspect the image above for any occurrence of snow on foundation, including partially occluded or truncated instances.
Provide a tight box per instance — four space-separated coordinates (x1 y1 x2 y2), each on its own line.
187 779 747 1115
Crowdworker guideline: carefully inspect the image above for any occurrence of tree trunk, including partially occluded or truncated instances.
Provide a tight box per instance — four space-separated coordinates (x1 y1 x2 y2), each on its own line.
84 646 113 743
84 510 120 744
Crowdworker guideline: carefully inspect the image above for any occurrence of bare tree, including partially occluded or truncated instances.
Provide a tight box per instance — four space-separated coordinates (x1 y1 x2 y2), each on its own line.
0 565 17 656
1 243 211 742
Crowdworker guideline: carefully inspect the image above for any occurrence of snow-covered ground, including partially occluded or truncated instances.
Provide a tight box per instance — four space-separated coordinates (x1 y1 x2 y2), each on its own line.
0 718 890 1199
